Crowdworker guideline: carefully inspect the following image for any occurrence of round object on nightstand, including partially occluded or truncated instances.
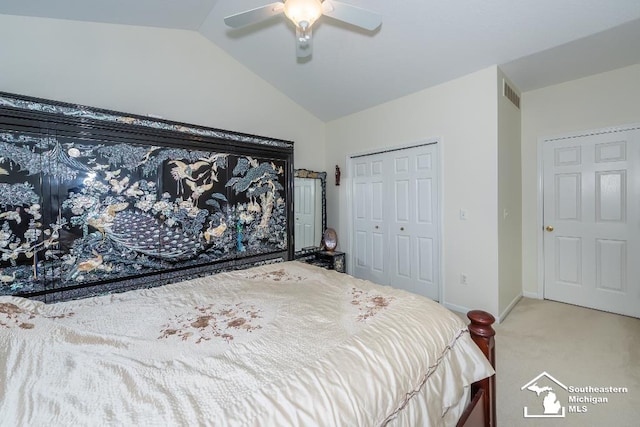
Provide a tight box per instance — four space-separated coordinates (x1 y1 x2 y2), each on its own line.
322 228 338 252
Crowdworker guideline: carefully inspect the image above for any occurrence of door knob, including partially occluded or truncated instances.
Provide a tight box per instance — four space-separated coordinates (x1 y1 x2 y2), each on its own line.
546 225 554 232
400 227 405 231
375 225 379 229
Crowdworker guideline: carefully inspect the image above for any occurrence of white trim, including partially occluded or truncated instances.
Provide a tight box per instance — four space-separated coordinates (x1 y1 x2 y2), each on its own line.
446 295 520 324
536 137 545 300
522 291 540 299
442 302 471 318
536 122 640 304
345 153 354 276
346 138 443 302
437 138 445 305
499 294 522 322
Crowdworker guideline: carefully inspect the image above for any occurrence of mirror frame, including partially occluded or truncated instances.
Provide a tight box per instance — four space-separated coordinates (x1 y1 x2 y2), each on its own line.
294 169 327 256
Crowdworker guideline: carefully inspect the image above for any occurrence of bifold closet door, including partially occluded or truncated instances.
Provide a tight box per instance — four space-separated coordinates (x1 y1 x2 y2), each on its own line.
352 153 389 285
351 143 440 301
388 145 440 300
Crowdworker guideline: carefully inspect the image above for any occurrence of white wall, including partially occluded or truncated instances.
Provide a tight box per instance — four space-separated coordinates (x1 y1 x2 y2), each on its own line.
326 67 500 316
0 14 326 171
497 69 522 317
521 64 640 296
0 14 524 317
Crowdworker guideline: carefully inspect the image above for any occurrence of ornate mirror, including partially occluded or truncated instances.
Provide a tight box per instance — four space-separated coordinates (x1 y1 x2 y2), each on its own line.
293 169 326 255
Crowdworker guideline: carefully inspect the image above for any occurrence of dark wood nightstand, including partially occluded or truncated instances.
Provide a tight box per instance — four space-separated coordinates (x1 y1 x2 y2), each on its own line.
296 249 346 273
315 250 345 273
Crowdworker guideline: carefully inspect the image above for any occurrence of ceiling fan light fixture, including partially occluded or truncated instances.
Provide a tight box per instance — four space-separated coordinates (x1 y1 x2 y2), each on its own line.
224 0 381 58
284 0 323 28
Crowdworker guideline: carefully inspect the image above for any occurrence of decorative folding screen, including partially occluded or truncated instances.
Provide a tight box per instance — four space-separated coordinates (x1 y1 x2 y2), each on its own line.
0 93 294 301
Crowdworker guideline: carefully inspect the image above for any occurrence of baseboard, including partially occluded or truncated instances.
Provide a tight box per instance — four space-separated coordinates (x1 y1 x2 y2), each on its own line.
523 290 540 299
444 293 527 324
498 294 522 323
443 299 523 324
444 301 509 324
442 301 472 317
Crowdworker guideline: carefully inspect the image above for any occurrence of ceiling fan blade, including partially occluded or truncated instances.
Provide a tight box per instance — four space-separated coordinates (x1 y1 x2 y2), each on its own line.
224 2 285 28
296 26 313 58
321 0 381 31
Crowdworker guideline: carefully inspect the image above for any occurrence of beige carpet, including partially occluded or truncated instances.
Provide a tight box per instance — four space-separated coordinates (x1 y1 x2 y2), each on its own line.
490 297 639 427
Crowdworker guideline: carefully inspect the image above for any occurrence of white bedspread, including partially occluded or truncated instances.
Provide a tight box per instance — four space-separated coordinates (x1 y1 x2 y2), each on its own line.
0 261 493 426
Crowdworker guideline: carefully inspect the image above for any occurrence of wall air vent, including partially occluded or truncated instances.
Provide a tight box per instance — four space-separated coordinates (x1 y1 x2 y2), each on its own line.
503 79 520 109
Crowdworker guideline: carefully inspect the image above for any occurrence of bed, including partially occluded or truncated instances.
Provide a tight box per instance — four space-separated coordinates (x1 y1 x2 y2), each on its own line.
0 93 496 426
1 261 494 426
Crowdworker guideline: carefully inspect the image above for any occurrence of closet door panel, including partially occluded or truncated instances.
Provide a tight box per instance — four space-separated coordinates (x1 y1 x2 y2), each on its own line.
394 179 410 222
352 155 388 285
417 177 433 223
414 147 440 300
388 145 440 301
395 234 412 279
417 236 434 283
372 231 386 274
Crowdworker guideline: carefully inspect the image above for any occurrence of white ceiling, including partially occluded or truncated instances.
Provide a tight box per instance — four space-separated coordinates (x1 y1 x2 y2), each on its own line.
1 0 640 121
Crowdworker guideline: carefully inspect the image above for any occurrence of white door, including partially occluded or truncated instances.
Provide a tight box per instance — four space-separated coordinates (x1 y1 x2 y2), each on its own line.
351 143 440 301
543 127 640 318
352 154 388 285
388 147 439 299
294 177 316 250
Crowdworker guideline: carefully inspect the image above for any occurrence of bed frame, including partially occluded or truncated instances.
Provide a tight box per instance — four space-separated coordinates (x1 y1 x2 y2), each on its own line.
0 92 497 426
459 310 496 427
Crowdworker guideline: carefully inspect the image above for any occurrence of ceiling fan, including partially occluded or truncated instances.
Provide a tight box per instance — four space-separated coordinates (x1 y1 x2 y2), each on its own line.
224 0 382 58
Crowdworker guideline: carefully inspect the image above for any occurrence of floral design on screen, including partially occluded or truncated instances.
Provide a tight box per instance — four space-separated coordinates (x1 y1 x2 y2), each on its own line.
159 302 263 344
0 127 288 297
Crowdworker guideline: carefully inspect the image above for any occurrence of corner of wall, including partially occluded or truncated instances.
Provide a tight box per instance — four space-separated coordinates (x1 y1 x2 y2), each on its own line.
497 67 523 315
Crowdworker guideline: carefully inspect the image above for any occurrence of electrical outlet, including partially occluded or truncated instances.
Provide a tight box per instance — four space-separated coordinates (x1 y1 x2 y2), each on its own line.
460 273 468 285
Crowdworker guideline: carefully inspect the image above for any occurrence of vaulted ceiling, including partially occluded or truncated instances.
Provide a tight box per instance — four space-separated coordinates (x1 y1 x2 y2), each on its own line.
1 0 639 121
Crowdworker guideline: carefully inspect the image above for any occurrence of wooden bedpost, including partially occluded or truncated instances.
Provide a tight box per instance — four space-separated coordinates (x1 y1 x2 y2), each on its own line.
467 310 496 427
